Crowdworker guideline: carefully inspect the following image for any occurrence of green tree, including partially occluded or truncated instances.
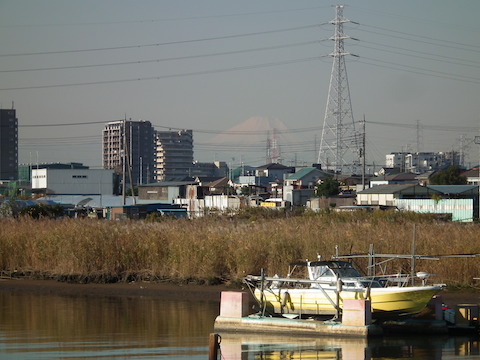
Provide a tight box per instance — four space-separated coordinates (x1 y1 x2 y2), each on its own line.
240 186 251 196
314 176 340 197
429 165 467 185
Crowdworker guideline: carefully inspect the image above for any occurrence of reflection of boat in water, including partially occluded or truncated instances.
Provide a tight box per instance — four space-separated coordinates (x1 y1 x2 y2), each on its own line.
218 333 478 360
244 259 444 318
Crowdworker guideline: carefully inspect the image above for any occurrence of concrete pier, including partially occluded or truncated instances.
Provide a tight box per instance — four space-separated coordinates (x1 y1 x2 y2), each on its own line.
215 291 382 337
214 315 383 337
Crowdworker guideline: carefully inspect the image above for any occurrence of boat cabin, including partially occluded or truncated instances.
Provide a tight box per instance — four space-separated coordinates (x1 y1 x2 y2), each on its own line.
293 261 383 289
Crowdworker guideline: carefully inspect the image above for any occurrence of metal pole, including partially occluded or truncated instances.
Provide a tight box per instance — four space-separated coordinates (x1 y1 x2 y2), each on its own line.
260 268 265 316
411 224 416 286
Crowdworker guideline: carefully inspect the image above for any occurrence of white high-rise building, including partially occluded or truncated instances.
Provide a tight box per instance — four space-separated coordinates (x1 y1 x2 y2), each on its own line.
102 120 155 185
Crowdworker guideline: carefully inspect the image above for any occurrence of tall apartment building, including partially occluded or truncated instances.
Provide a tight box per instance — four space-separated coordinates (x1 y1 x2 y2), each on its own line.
155 130 193 181
0 108 18 180
102 120 155 186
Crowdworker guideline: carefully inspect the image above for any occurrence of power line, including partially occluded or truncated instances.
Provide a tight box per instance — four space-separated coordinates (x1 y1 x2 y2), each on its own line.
357 57 480 84
0 57 321 91
19 120 118 127
0 24 321 57
0 41 319 73
367 120 478 132
0 6 329 28
358 41 480 69
357 24 480 52
18 118 477 134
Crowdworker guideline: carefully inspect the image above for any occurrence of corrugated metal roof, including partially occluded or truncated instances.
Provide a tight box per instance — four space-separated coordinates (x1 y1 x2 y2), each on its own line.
358 184 416 194
427 185 478 194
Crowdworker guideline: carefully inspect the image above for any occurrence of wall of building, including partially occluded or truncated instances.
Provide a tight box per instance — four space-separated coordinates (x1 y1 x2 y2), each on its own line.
395 199 474 222
357 193 396 206
137 185 181 203
32 169 114 195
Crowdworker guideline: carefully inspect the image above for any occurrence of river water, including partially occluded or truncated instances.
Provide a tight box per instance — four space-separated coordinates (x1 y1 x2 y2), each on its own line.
0 289 479 360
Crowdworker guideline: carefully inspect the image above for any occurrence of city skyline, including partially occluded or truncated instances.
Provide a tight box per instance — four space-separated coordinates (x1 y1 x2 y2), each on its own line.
1 1 479 170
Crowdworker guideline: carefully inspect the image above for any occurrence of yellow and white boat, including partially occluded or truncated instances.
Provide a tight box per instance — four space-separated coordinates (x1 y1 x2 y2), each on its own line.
244 260 444 318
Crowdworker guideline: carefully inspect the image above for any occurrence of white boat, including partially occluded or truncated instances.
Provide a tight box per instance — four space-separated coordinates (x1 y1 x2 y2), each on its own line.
244 259 444 318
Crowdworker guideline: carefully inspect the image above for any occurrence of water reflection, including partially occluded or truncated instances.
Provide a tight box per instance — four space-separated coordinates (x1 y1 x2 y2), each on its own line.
218 333 480 360
0 289 219 359
0 289 479 359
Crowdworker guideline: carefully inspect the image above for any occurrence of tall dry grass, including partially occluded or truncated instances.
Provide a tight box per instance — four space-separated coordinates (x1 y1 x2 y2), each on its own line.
0 212 479 287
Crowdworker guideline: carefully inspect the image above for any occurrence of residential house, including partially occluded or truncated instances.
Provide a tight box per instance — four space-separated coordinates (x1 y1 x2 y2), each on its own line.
370 173 419 187
461 168 480 186
284 167 329 206
137 181 197 204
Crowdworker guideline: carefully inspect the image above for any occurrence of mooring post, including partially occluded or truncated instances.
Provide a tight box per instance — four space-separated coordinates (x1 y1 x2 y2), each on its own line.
260 268 265 316
208 333 220 360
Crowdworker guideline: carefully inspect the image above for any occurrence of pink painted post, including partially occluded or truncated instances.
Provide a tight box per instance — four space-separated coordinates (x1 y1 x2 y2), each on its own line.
342 299 372 326
220 291 249 318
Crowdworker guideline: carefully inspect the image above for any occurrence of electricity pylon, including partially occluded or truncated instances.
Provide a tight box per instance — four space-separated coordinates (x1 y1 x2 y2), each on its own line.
317 5 360 174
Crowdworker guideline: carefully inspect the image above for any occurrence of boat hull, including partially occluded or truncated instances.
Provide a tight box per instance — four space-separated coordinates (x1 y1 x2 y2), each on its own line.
255 285 442 317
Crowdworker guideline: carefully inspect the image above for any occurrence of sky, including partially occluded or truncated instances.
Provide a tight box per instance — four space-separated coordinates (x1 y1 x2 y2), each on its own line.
1 0 479 173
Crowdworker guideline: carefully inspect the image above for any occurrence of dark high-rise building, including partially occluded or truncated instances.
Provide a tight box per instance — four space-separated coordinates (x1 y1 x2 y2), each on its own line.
155 130 194 181
0 108 18 180
102 120 155 185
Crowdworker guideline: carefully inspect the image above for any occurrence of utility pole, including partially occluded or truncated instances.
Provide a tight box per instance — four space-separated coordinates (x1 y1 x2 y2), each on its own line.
361 115 366 189
475 134 480 220
318 5 360 174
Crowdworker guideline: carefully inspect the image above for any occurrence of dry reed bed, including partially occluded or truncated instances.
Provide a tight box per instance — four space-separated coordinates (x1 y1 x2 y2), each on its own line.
0 213 479 287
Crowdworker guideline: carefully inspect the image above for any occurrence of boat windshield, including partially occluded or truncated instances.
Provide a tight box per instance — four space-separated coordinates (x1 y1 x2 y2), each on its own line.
335 267 362 278
308 265 332 280
307 262 362 280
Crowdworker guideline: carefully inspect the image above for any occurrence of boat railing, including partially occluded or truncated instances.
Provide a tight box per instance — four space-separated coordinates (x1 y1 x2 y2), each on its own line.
244 274 370 294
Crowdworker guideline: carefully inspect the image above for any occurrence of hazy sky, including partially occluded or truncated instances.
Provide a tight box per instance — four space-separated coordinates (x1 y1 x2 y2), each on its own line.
1 0 479 171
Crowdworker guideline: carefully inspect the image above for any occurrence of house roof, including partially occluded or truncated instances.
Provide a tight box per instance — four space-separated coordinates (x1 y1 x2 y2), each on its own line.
256 163 293 170
372 173 418 182
139 181 197 187
286 167 327 181
206 177 229 188
461 168 480 178
428 185 478 194
194 176 223 184
358 184 478 196
358 184 417 194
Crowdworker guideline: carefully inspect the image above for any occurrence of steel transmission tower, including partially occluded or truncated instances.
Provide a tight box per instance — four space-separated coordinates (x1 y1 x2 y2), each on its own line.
317 5 360 174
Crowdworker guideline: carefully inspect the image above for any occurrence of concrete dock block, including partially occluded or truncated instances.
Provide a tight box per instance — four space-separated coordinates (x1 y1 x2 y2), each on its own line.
342 299 372 326
220 291 249 318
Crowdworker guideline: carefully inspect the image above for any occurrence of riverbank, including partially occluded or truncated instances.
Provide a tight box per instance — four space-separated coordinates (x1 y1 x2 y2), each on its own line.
1 278 480 308
0 278 232 302
2 216 480 287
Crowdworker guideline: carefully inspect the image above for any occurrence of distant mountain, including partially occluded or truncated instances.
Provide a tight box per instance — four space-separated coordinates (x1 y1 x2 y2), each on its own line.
210 116 294 146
